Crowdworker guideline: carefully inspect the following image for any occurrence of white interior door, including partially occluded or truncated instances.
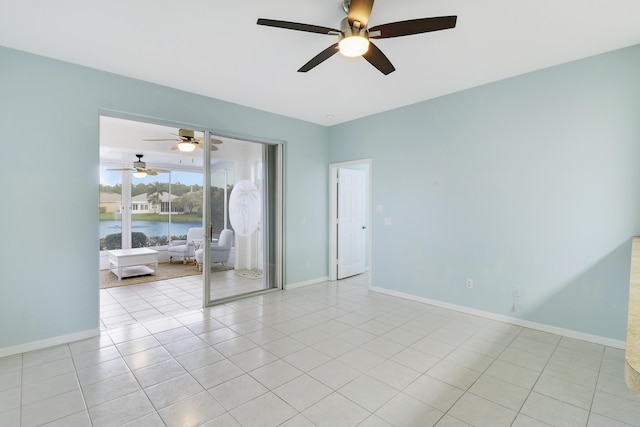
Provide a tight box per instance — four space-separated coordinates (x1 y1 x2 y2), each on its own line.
337 167 366 279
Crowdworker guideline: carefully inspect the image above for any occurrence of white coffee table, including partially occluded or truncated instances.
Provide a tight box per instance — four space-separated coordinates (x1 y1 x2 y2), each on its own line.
108 248 159 281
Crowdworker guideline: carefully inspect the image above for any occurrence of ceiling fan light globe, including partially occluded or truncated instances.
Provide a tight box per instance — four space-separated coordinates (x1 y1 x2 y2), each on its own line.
178 141 196 152
339 35 369 57
133 171 147 178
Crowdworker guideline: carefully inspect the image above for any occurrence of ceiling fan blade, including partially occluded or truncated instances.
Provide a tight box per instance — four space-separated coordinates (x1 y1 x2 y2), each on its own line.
147 171 158 176
298 43 339 72
191 141 218 151
369 16 457 39
143 138 181 142
193 137 222 144
348 0 374 28
107 168 133 171
257 18 338 35
362 41 395 75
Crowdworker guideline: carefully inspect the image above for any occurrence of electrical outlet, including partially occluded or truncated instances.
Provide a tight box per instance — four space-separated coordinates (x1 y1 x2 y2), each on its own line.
512 285 521 311
466 279 473 289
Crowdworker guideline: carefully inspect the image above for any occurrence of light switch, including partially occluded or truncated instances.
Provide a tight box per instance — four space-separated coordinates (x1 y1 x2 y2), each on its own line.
376 205 384 213
301 217 306 225
384 218 392 226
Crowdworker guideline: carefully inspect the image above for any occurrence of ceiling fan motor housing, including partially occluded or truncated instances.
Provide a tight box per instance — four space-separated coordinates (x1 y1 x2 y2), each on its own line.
178 129 195 139
134 154 146 169
340 17 367 38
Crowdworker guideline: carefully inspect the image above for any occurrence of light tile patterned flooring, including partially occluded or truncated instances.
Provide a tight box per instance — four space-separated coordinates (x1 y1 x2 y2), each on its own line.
1 274 640 426
100 270 266 329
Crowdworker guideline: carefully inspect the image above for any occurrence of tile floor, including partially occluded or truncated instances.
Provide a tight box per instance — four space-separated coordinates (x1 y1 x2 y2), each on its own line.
100 270 266 328
1 274 640 426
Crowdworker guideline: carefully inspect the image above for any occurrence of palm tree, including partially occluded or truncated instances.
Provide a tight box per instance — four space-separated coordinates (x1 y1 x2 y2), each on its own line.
147 181 164 213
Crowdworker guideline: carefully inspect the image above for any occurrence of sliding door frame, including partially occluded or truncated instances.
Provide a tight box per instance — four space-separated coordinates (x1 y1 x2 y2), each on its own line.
202 131 284 307
99 109 284 308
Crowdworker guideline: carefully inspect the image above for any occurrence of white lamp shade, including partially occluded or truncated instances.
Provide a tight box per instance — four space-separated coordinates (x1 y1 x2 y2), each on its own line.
339 36 369 57
229 180 261 236
133 171 147 178
178 142 196 152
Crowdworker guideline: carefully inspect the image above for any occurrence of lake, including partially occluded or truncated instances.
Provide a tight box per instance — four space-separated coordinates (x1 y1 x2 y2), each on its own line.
100 220 202 238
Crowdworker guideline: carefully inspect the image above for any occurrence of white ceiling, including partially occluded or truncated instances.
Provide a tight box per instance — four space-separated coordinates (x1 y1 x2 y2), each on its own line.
2 0 640 126
100 116 252 169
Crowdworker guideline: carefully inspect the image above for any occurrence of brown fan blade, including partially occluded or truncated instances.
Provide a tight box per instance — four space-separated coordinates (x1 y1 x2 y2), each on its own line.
194 140 219 151
149 169 170 173
211 139 223 145
257 19 339 35
107 168 133 171
369 16 457 39
143 138 181 142
298 43 339 72
146 170 158 176
362 41 395 75
348 0 374 28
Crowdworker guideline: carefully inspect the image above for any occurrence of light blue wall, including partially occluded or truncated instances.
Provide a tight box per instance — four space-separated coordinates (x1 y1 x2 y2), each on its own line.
329 45 640 341
0 46 329 349
3 43 639 350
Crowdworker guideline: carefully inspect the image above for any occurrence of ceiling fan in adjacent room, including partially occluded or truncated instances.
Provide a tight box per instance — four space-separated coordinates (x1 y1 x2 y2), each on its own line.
143 129 223 152
256 0 457 75
108 154 169 178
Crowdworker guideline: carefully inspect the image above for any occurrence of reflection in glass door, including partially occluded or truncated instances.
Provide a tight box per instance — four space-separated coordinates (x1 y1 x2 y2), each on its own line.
202 132 282 304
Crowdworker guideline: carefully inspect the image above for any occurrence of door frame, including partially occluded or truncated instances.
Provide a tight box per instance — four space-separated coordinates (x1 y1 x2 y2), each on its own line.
98 109 284 306
203 131 285 306
329 159 372 286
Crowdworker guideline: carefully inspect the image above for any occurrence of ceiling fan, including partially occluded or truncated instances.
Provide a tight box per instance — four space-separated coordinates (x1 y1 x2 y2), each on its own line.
108 154 169 178
143 129 223 152
257 0 457 75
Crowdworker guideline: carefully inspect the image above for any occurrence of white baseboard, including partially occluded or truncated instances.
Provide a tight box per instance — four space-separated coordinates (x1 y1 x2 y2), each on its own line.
371 286 626 350
0 328 100 358
285 276 329 290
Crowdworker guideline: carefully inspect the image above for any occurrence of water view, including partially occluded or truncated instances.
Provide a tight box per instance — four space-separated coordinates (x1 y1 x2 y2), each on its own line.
100 220 202 239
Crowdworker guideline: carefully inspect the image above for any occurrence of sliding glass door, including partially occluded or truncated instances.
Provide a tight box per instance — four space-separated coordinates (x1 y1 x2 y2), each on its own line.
202 131 282 304
99 114 282 303
99 168 125 251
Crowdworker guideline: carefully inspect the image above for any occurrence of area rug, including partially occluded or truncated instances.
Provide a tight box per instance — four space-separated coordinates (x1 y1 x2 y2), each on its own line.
236 269 263 280
100 262 232 289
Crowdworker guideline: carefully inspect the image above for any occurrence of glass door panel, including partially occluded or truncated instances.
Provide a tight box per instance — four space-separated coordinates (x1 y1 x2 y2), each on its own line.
204 133 281 304
99 167 124 250
130 173 170 247
169 171 204 242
